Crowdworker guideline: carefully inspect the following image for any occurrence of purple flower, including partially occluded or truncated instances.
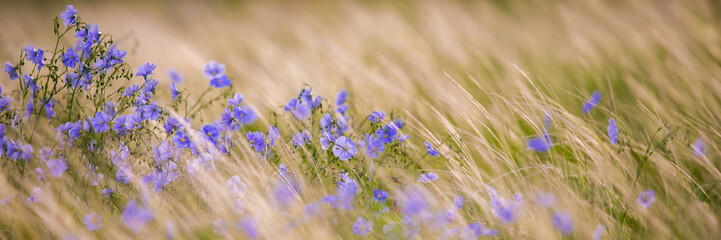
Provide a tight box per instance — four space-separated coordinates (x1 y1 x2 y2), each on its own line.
246 131 266 153
123 84 140 97
46 158 68 178
163 117 180 134
210 74 231 88
400 188 428 216
102 188 114 197
527 132 552 152
373 189 389 202
228 93 244 106
167 69 183 84
172 130 191 149
363 134 384 159
203 60 225 79
418 172 439 183
140 101 161 121
320 131 335 150
124 112 143 131
488 186 523 224
332 136 357 161
322 180 358 210
237 217 258 239
152 142 173 165
582 90 601 114
459 223 498 239
24 45 45 70
27 187 41 203
44 99 55 119
62 48 80 68
335 89 348 106
0 95 12 111
60 5 79 26
592 225 604 240
692 138 706 157
552 211 574 235
637 190 655 208
170 83 178 100
608 118 619 144
454 195 465 209
292 130 312 147
424 142 440 156
3 62 18 80
227 176 247 198
232 106 257 124
88 111 111 133
268 125 280 147
352 217 372 236
368 111 385 123
122 201 154 234
284 99 311 120
84 212 102 231
136 62 156 79
202 124 220 145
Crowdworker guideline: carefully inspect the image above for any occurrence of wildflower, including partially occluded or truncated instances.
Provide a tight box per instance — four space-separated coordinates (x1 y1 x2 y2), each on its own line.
140 102 161 120
202 124 220 145
136 62 156 79
534 192 555 208
373 189 389 202
122 201 154 234
322 180 358 210
424 142 440 156
46 158 68 178
123 112 143 131
363 134 385 159
608 118 618 144
527 132 552 152
459 223 498 239
284 99 311 120
418 172 439 183
592 225 604 240
167 69 183 83
336 89 348 106
232 106 257 124
102 188 114 197
44 99 55 119
454 195 465 209
62 48 79 68
35 168 45 180
228 93 244 106
227 176 247 199
0 95 11 111
279 163 289 178
60 5 78 26
84 212 102 231
400 188 428 216
210 74 231 88
88 111 111 133
582 90 601 114
172 130 191 149
163 117 180 133
24 45 44 70
692 138 706 157
552 211 574 235
246 131 266 153
123 84 140 97
332 136 357 161
637 190 655 208
169 83 178 100
368 111 385 123
27 187 41 203
268 125 280 147
352 217 372 236
237 217 258 239
3 62 18 80
487 186 523 224
26 96 34 118
203 60 225 79
152 142 173 165
320 131 335 150
292 130 312 147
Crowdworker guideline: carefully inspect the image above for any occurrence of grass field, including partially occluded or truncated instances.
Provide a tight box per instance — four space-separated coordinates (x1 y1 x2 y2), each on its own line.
0 0 720 239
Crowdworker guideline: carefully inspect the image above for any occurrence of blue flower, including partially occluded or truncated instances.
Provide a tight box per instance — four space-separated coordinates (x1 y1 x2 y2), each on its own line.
454 195 465 209
62 48 79 68
246 131 266 153
203 60 225 79
527 132 552 152
637 190 655 208
24 45 45 70
268 125 280 147
551 211 574 235
424 142 440 156
123 84 140 97
237 217 258 239
167 69 183 83
418 172 438 183
140 102 161 121
172 130 191 149
136 62 156 79
124 112 143 131
170 83 178 101
368 111 385 123
163 117 180 133
292 130 312 147
152 142 173 165
373 189 389 202
336 89 348 106
44 99 55 119
332 136 357 161
284 98 311 120
232 106 257 124
27 187 41 203
210 74 231 88
487 186 523 224
3 62 18 80
0 95 11 111
459 223 498 239
60 5 79 26
400 188 428 216
322 179 358 210
122 201 154 234
362 134 384 159
582 90 601 114
228 93 244 106
88 111 111 133
84 212 102 231
46 158 68 178
102 187 114 197
202 124 220 145
608 118 618 144
352 217 372 236
692 138 706 157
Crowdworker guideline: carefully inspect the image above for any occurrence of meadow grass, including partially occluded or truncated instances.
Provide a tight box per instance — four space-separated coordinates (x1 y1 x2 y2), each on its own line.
0 0 720 239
